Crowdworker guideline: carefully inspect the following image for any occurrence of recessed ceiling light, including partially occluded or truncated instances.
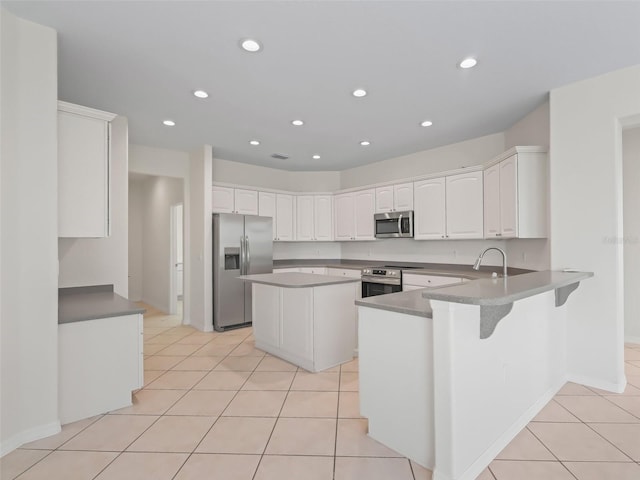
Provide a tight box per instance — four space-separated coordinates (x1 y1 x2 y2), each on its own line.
420 120 433 127
163 120 175 126
312 155 321 159
352 88 367 97
241 39 261 52
193 90 208 98
360 140 371 146
249 140 260 146
291 120 304 126
459 57 477 69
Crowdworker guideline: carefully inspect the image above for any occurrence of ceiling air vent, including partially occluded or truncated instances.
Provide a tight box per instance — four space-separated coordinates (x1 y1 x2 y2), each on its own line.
271 153 289 160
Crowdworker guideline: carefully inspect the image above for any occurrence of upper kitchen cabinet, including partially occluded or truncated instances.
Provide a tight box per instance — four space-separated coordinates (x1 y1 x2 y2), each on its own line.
58 101 116 238
212 186 258 215
414 172 483 240
445 171 484 239
483 148 548 238
334 189 375 241
275 193 294 241
296 194 333 241
375 182 414 213
414 177 446 239
258 191 276 240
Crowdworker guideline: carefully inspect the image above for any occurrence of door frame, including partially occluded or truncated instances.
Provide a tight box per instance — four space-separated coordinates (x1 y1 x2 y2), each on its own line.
169 202 184 316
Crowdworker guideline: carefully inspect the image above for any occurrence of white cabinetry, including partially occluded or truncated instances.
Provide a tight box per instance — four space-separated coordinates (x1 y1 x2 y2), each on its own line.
402 274 463 291
414 178 446 239
414 172 483 240
445 171 484 239
296 195 333 241
258 191 276 240
483 151 547 238
275 194 294 241
58 101 115 238
212 186 258 215
58 314 143 425
375 182 414 213
252 282 358 372
334 189 375 241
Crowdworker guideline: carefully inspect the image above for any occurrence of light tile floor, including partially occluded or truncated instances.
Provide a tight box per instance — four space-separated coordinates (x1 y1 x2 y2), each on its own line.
2 305 640 479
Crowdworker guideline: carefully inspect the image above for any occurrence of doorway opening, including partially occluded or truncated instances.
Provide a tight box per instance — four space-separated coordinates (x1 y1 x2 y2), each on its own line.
170 203 184 316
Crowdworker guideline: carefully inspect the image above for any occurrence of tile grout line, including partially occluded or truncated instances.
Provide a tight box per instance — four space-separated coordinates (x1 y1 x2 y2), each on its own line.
524 425 580 480
333 363 343 480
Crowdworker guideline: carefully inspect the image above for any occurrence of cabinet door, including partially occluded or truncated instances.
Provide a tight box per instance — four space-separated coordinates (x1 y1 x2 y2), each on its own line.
314 195 333 241
280 288 314 362
212 186 235 213
275 194 294 241
394 182 414 211
413 178 446 239
375 186 394 213
58 111 110 237
258 192 277 240
499 155 518 238
234 189 258 215
252 284 280 349
483 164 501 238
446 171 484 239
354 189 376 240
334 193 355 241
296 195 315 241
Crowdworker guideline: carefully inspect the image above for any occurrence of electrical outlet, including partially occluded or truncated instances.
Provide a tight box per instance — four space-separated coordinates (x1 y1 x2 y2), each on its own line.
453 250 457 258
522 252 527 262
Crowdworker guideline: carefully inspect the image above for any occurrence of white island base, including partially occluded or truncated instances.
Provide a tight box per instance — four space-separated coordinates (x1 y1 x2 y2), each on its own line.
244 273 360 372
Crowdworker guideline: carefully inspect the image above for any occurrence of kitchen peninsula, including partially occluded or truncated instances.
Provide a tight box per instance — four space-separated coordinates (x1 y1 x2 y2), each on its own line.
239 272 360 372
356 270 593 480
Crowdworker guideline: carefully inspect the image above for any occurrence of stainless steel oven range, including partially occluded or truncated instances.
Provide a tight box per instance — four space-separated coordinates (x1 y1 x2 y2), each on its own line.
361 265 418 298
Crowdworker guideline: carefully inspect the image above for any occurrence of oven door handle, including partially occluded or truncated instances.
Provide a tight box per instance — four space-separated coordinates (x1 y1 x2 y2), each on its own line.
361 276 402 286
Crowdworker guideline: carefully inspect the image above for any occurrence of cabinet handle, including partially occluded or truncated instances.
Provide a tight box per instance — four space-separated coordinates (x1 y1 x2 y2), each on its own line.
497 233 502 237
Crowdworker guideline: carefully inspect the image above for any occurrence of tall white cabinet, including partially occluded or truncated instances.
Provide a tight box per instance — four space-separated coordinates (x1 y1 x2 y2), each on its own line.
58 101 116 238
296 195 333 241
414 171 484 240
334 189 376 241
483 148 548 238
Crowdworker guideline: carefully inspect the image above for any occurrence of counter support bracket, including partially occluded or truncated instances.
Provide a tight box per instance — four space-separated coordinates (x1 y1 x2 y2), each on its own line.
555 282 579 307
479 303 513 339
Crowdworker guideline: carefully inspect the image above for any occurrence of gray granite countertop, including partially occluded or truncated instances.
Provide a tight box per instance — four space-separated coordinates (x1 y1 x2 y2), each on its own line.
59 285 146 325
356 289 433 318
239 272 360 288
273 259 530 277
420 270 593 306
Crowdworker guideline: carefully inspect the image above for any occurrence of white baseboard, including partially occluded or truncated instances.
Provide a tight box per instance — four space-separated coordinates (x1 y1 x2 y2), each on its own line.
433 379 565 480
567 373 627 394
0 420 61 458
625 335 640 345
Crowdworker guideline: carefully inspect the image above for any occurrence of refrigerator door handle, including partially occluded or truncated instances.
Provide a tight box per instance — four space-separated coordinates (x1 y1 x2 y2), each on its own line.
245 236 251 273
240 236 246 275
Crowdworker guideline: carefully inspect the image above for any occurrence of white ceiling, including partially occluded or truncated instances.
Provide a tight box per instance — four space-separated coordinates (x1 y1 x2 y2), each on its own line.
5 1 640 171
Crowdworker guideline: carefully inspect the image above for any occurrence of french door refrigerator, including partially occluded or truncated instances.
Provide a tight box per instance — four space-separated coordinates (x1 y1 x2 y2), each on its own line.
212 213 273 331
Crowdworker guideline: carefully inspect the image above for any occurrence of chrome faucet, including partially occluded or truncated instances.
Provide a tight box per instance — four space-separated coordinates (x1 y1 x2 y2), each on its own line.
473 247 508 278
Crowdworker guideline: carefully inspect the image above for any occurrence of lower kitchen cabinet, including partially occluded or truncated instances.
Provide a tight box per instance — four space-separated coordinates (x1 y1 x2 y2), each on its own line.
58 314 143 425
252 282 358 372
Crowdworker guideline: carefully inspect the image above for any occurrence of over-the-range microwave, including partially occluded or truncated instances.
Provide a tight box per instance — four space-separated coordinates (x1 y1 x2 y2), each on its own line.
374 210 414 238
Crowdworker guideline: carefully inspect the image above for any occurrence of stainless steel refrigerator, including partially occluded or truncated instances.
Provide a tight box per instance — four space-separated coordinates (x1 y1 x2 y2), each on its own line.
212 213 273 331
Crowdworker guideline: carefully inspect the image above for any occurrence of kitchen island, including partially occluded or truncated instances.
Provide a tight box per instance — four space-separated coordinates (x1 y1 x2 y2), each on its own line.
240 272 360 372
356 270 593 480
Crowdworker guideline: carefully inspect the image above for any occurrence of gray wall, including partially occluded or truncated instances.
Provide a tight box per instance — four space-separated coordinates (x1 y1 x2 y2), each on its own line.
624 127 640 342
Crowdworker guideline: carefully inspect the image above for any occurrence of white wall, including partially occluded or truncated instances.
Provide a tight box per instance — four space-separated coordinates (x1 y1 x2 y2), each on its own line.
504 100 550 150
139 176 184 312
187 146 213 331
0 8 60 455
58 116 129 296
550 65 640 392
273 241 342 261
623 127 640 343
128 178 144 301
212 157 341 192
339 133 505 189
129 144 189 179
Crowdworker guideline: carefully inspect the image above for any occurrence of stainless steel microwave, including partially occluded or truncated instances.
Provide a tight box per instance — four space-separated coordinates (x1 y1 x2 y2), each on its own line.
374 211 414 238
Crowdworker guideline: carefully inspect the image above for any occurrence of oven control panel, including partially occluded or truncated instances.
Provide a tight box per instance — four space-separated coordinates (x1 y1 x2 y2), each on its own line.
361 268 401 278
